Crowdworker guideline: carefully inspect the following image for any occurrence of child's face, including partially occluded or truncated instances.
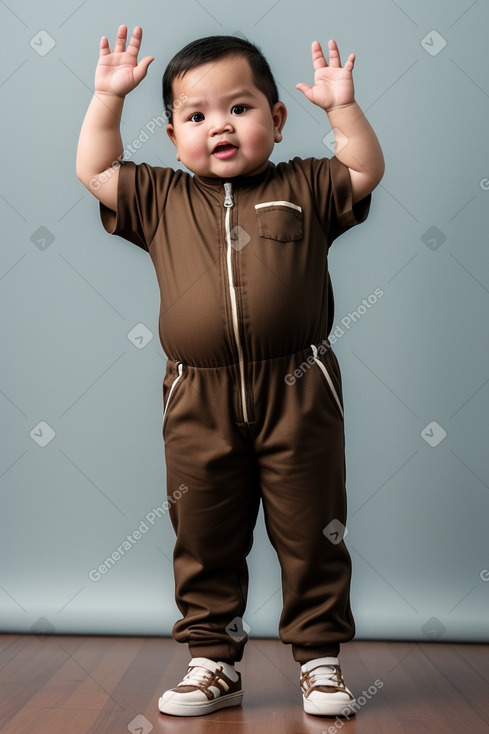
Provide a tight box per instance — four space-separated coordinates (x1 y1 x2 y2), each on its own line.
166 54 287 178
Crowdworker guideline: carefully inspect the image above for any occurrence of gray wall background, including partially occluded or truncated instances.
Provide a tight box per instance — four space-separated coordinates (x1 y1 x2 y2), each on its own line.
1 0 488 644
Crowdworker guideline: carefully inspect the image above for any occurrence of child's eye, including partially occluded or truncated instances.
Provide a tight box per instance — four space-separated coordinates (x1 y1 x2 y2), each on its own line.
231 105 247 115
189 112 205 123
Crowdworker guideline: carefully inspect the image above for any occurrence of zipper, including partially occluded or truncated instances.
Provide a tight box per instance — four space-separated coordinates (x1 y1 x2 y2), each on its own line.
310 344 344 419
162 361 184 430
223 181 249 423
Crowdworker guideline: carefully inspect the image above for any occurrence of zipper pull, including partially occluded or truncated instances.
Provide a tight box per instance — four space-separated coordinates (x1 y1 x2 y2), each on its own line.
223 182 234 208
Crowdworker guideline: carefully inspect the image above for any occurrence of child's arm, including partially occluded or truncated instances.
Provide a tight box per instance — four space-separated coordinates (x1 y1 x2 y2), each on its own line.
76 25 154 211
296 40 385 203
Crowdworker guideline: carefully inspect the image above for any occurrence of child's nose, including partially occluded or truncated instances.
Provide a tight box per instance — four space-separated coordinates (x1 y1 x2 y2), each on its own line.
209 116 233 136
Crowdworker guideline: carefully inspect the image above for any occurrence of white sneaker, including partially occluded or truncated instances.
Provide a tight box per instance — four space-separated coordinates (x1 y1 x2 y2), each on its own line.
300 656 356 717
158 657 243 716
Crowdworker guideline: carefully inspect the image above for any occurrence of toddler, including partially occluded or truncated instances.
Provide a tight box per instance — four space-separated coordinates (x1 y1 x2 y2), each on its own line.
76 25 384 718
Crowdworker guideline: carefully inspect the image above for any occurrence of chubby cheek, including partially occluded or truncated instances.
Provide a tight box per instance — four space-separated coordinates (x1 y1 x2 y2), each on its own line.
242 121 274 156
176 133 207 164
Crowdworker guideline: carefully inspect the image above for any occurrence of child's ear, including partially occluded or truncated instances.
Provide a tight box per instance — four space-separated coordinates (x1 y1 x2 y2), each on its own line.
166 123 181 161
272 102 287 143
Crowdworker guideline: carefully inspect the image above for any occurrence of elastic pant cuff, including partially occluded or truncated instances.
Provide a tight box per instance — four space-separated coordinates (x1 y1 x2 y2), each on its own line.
188 642 244 664
292 643 341 664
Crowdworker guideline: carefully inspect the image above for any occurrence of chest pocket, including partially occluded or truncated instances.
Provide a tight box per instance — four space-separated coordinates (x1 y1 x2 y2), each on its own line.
255 200 303 242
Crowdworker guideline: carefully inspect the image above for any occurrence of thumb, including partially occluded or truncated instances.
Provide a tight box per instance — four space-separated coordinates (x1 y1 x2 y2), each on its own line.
133 56 154 85
296 82 313 99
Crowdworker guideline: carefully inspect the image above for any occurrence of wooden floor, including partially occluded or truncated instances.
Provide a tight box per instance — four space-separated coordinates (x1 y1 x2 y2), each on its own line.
1 635 488 733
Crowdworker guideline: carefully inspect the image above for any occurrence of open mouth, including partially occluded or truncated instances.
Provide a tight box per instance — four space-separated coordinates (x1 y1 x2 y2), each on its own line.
213 143 238 160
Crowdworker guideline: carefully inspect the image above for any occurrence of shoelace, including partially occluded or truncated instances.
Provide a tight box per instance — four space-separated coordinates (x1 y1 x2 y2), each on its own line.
306 665 343 689
179 665 217 688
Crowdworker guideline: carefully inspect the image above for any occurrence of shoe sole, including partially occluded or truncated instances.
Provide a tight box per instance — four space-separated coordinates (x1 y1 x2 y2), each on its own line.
303 696 357 717
159 690 243 717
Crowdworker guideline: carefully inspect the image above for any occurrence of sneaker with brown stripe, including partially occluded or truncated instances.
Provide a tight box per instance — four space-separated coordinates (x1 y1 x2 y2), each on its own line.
158 657 243 716
300 656 356 717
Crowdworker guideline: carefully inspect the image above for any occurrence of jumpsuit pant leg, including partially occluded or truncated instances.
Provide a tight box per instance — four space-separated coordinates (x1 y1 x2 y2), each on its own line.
162 343 355 665
163 359 261 664
250 344 355 664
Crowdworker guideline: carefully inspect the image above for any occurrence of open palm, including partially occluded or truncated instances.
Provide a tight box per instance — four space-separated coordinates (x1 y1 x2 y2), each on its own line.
95 25 154 97
296 40 355 111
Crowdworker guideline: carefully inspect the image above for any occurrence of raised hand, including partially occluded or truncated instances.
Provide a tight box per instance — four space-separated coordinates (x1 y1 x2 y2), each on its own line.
95 25 154 97
296 40 355 111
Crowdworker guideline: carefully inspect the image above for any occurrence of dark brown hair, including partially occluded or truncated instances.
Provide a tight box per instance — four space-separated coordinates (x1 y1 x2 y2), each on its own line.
162 35 279 124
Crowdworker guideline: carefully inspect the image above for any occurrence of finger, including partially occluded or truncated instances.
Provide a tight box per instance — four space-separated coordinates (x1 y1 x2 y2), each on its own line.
133 55 155 84
295 82 313 99
99 36 111 56
113 24 128 53
328 39 341 68
344 52 356 72
126 25 143 57
311 40 328 69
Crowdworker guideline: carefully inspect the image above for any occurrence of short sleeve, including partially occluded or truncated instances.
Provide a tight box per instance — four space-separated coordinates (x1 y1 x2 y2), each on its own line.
99 161 175 251
291 155 371 246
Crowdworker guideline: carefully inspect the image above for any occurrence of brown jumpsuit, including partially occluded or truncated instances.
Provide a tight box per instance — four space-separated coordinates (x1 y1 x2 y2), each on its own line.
100 155 371 664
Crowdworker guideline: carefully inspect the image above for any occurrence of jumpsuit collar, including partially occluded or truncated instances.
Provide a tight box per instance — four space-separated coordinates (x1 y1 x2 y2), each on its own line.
193 161 274 190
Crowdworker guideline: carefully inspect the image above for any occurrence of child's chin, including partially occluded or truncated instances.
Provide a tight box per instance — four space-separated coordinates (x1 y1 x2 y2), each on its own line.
210 163 249 178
